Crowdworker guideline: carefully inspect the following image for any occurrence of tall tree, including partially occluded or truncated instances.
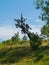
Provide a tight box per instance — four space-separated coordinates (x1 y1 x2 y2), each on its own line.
14 14 41 49
36 0 49 37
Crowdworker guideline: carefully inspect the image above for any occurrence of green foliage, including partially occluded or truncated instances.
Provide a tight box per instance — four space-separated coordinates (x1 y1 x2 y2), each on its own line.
30 33 42 50
22 35 27 41
36 0 49 37
2 40 11 44
11 32 20 41
41 24 49 37
15 14 31 34
14 14 42 50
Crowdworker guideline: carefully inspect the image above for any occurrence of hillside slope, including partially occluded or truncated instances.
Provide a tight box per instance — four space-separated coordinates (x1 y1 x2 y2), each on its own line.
0 41 49 65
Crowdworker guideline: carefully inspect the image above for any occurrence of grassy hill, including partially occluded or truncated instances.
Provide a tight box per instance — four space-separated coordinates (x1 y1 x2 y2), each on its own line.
0 40 49 65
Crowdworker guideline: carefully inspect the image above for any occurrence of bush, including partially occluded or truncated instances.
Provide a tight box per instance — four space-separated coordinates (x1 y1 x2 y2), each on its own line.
30 34 42 50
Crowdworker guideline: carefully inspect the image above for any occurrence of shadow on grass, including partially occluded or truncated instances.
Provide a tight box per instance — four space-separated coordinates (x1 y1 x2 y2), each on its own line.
0 46 32 64
32 45 49 62
0 45 49 64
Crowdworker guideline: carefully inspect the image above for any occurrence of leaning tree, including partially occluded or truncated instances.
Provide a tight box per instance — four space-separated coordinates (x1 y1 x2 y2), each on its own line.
14 14 41 50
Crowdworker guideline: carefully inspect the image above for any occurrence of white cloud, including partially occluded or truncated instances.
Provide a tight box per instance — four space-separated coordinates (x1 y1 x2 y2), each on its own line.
29 25 41 35
26 18 43 22
0 26 18 40
0 25 41 41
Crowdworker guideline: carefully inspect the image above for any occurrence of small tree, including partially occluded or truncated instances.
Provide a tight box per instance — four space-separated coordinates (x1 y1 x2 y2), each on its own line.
14 14 42 50
11 32 20 41
22 35 27 41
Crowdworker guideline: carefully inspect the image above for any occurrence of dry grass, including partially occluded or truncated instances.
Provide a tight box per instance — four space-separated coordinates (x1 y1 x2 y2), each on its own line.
0 40 49 65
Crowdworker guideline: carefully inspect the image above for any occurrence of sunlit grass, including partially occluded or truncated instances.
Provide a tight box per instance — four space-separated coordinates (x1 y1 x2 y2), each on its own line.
0 40 49 65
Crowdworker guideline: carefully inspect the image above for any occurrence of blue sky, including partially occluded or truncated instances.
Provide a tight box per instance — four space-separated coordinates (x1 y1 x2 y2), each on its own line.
0 0 45 42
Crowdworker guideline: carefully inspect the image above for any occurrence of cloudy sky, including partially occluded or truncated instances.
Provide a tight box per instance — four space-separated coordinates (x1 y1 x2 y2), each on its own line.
0 0 45 41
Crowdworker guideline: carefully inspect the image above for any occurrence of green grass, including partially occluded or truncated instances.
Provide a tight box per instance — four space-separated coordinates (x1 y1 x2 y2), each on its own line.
0 40 49 65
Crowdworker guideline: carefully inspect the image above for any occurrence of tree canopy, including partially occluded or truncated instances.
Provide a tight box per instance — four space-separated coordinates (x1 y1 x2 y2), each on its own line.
14 14 42 49
36 0 49 37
